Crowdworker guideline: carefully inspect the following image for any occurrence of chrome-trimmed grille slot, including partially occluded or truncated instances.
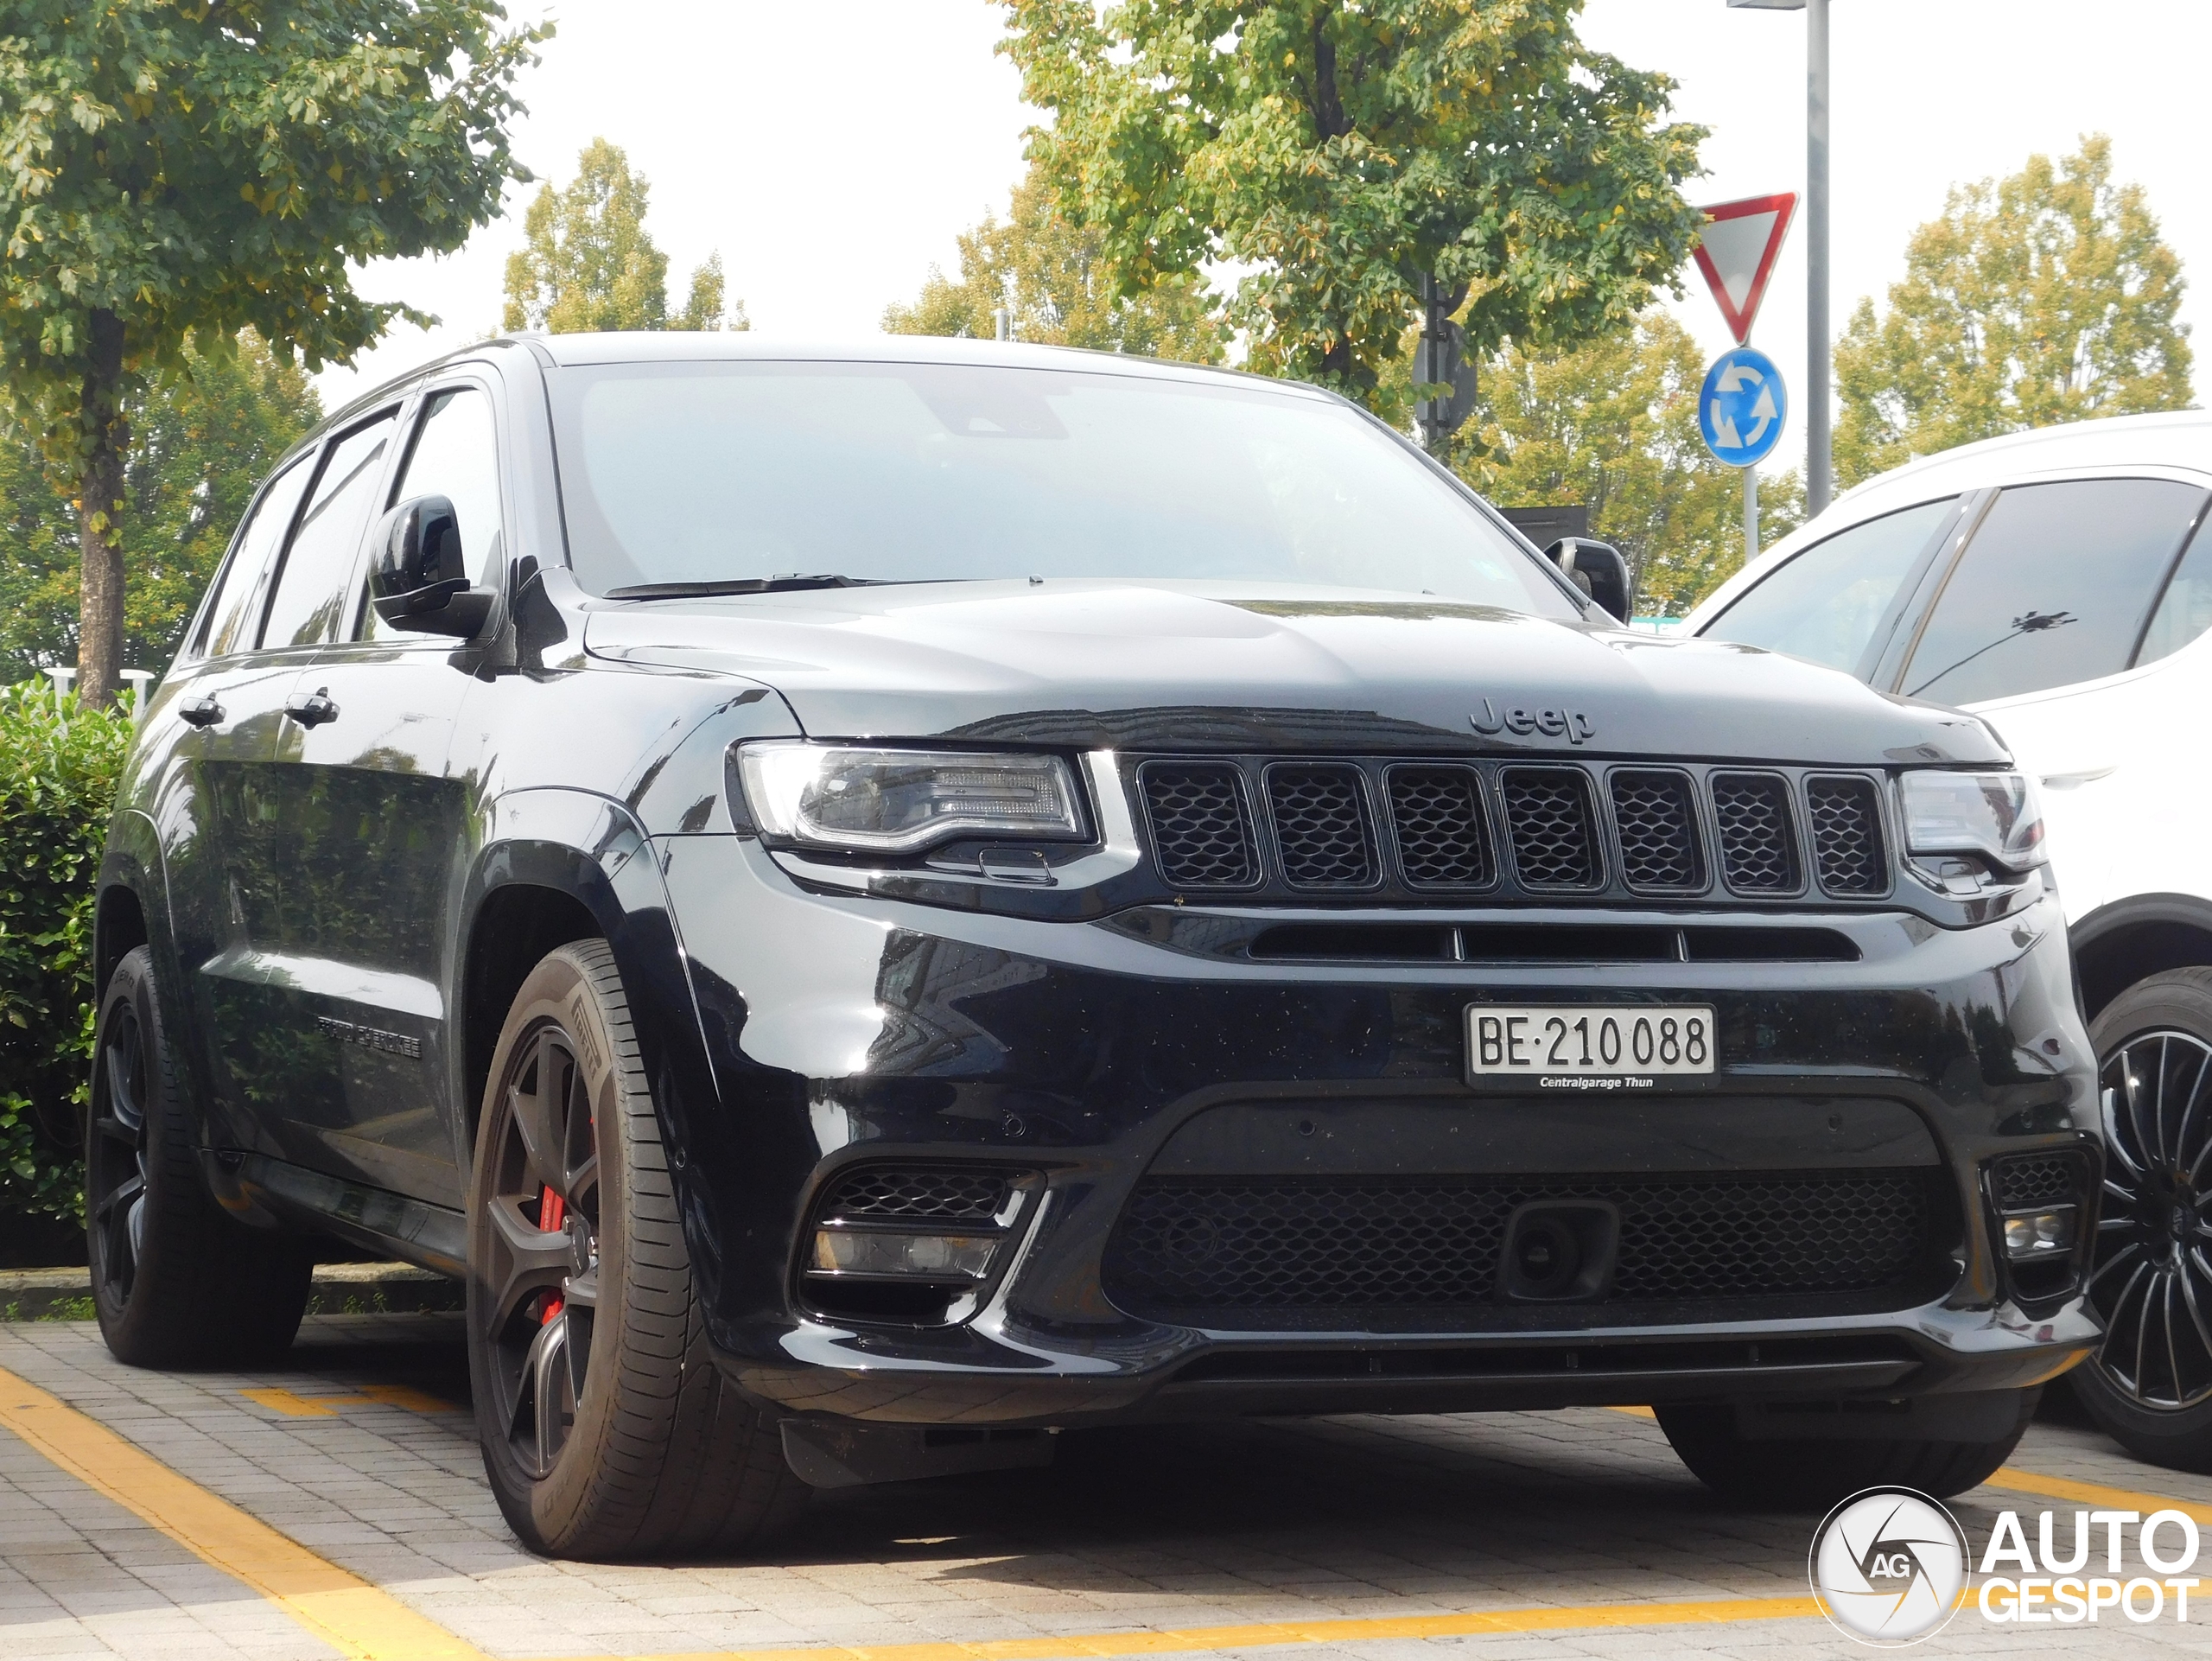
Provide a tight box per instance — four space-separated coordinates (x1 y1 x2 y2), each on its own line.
1386 765 1495 889
1608 770 1705 893
1141 761 1260 888
1807 774 1889 896
1710 772 1802 894
1499 767 1602 890
1264 764 1379 889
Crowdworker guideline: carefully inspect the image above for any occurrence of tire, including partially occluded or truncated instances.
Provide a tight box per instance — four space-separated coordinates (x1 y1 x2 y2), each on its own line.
2068 968 2212 1469
466 940 807 1559
86 948 314 1366
1655 1397 2032 1510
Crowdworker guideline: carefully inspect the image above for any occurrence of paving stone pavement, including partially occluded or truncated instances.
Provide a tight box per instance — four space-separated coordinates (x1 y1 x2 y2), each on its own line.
0 1314 2203 1658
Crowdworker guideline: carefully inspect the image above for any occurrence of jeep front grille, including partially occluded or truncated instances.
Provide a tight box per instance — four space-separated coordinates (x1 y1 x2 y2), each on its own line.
1133 757 1893 905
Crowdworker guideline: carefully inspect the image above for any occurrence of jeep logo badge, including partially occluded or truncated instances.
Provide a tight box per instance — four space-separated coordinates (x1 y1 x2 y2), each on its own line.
1471 698 1596 745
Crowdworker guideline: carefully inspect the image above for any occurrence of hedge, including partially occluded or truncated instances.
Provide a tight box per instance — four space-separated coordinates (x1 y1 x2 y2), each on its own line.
0 682 131 1235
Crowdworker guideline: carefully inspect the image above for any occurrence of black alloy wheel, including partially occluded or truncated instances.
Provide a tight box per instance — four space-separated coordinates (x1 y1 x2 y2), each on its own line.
88 996 152 1308
478 1017 602 1480
2088 1028 2212 1409
86 948 313 1367
466 941 806 1558
2071 969 2212 1469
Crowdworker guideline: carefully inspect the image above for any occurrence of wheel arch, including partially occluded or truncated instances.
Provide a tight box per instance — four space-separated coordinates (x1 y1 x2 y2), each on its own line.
93 809 168 1001
2071 894 2212 1023
457 788 717 1164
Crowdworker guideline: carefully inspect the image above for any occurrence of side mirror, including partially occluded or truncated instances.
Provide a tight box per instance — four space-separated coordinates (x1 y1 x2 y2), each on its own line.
371 494 495 638
1545 538 1631 625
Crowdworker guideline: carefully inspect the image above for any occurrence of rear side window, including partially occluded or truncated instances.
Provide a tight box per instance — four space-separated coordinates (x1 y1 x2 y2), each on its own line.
1700 498 1958 676
199 459 312 659
1901 478 2207 703
259 412 397 650
2137 516 2212 666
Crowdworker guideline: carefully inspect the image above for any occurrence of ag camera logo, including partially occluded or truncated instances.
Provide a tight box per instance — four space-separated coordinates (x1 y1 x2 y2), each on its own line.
1808 1487 1969 1645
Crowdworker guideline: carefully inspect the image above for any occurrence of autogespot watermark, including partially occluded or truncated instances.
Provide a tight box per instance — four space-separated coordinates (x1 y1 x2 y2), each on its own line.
1808 1486 2203 1645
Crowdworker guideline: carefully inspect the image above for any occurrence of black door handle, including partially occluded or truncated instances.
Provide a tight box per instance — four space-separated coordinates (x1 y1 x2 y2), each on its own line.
283 688 340 728
179 696 225 728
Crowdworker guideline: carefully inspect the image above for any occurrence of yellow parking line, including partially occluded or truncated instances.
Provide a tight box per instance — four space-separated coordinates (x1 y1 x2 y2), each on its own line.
241 1383 461 1417
568 1598 1824 1661
0 1363 488 1660
1985 1466 2212 1524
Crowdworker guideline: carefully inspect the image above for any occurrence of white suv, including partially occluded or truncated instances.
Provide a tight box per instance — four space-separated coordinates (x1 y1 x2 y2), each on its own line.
1688 411 2212 1473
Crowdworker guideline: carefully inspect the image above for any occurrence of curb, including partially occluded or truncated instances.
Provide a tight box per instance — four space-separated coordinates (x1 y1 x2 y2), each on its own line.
0 1262 463 1321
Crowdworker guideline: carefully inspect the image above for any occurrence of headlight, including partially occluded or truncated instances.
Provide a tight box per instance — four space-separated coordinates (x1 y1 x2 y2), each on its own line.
1899 771 2047 875
735 741 1086 854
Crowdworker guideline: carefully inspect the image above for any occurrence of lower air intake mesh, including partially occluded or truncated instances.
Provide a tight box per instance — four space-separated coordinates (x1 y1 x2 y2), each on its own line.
1990 1152 2089 1212
815 1168 1011 1225
1103 1171 1938 1319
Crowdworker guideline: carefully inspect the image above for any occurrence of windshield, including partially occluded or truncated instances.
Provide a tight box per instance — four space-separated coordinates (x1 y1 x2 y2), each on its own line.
546 359 1578 616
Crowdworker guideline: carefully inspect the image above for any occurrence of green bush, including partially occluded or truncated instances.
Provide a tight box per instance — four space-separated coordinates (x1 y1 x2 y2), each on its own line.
0 681 132 1230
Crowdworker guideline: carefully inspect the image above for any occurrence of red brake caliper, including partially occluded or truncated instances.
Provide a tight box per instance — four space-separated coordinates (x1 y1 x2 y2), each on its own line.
538 1185 566 1325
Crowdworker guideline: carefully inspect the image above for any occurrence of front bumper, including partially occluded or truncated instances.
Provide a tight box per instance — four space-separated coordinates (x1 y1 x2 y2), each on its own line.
654 837 2101 1427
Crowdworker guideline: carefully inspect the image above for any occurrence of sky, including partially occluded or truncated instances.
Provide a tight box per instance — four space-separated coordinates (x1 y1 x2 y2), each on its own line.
320 0 2212 481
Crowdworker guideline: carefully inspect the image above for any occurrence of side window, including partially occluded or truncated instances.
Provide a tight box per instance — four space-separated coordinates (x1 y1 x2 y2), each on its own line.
1900 478 2208 704
1700 498 1958 677
258 411 398 651
365 387 504 641
199 458 312 659
2136 515 2212 667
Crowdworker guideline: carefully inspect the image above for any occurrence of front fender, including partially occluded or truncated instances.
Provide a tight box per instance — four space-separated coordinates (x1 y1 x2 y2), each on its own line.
461 786 736 1313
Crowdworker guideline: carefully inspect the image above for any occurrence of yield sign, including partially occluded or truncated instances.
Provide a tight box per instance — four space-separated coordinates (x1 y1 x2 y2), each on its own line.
1692 193 1797 346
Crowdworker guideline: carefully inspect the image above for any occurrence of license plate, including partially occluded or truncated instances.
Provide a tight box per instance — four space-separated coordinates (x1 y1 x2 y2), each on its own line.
1466 1004 1716 1089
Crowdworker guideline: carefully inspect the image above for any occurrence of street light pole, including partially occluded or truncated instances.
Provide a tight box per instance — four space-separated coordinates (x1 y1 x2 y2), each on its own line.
1806 0 1831 514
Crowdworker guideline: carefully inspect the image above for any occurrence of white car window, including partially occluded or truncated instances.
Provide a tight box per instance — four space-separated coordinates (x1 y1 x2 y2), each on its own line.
2137 518 2212 667
1700 499 1956 676
1902 478 2206 703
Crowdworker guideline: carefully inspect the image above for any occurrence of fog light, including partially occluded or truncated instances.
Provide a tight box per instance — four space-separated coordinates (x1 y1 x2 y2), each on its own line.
811 1229 1000 1279
2002 1206 2078 1258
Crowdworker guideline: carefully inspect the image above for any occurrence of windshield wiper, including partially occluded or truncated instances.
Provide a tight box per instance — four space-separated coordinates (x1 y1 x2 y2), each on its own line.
603 574 908 599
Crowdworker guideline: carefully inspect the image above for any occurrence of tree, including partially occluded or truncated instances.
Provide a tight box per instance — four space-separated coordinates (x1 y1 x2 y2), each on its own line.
0 332 321 686
1453 311 1803 617
884 167 1222 360
0 0 546 707
998 0 1706 410
503 138 745 334
1834 136 2193 488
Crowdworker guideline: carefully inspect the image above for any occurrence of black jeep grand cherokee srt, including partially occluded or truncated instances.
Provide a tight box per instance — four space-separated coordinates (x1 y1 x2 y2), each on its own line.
90 334 2100 1557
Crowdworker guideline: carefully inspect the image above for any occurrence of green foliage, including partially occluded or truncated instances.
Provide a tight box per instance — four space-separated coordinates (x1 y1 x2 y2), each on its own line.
503 138 744 333
998 0 1707 409
885 167 1223 360
1452 311 1804 617
0 681 132 1226
1834 136 2194 489
0 0 544 703
0 331 320 685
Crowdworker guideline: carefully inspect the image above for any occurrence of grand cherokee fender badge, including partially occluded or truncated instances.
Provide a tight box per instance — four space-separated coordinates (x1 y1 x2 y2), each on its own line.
1471 698 1596 745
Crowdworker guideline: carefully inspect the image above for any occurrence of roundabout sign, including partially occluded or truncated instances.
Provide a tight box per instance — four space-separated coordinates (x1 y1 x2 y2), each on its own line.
1698 345 1787 470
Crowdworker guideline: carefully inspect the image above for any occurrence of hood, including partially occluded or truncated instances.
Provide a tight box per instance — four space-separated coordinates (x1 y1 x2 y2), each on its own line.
582 579 2006 767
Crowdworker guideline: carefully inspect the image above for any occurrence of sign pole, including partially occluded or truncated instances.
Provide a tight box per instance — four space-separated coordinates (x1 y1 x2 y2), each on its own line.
1807 0 1831 514
1744 467 1760 563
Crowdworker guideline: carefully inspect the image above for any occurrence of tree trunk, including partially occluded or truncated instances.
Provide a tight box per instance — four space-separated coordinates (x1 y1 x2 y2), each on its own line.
75 310 129 710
